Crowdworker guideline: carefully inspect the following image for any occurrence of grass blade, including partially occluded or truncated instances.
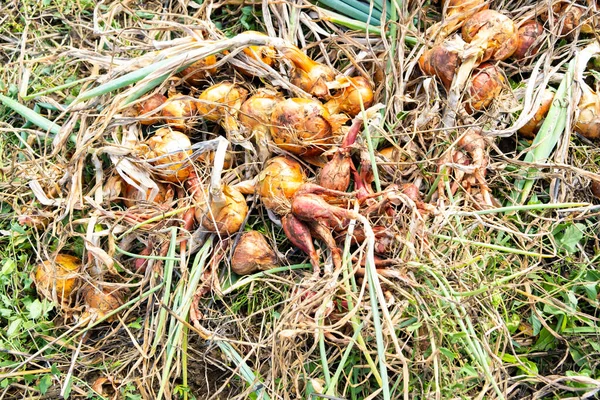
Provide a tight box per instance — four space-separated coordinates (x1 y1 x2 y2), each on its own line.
0 93 61 135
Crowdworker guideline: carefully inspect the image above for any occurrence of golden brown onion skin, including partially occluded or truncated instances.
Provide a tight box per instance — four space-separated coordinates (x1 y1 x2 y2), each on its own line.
122 181 175 208
442 0 489 34
518 89 555 139
34 254 81 303
419 42 460 90
146 128 193 182
512 20 545 61
270 98 334 156
179 56 218 86
544 2 585 36
197 82 248 121
575 88 600 140
461 10 518 62
258 156 306 214
591 181 600 199
231 231 278 275
238 31 276 66
324 76 374 117
82 286 124 322
137 93 167 125
464 63 505 113
195 185 248 235
239 89 284 161
282 46 337 99
162 95 197 131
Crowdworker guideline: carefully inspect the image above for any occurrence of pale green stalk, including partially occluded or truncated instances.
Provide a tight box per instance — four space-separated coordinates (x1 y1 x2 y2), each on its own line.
432 234 551 257
0 93 61 134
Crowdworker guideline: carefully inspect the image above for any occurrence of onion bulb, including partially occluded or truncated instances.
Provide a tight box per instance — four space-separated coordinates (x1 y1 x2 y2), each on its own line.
591 181 600 199
137 93 167 125
270 98 339 156
34 254 81 303
575 85 600 140
179 56 218 86
512 20 544 60
231 230 278 275
543 2 585 36
419 41 461 90
518 89 555 139
258 156 306 214
238 31 276 66
122 181 175 208
461 10 518 62
146 128 193 182
464 63 505 113
442 0 489 35
324 76 374 117
195 185 248 235
197 150 234 170
197 82 249 142
239 89 284 161
282 46 337 99
81 286 124 322
161 95 197 131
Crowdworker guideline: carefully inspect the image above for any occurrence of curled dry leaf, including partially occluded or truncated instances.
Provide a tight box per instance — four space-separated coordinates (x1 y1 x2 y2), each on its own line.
34 254 81 304
231 230 278 275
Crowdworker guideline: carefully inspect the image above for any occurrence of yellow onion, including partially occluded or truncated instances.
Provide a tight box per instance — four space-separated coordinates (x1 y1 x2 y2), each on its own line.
543 2 586 36
197 82 249 141
324 76 374 117
34 254 80 303
461 10 518 62
179 56 218 86
195 185 248 235
81 286 124 322
161 95 197 131
146 128 193 182
239 89 284 161
197 150 234 169
442 0 489 35
137 93 167 125
122 181 175 208
419 41 461 90
464 63 505 113
518 89 555 139
258 156 306 214
512 20 545 61
270 98 339 156
231 230 278 275
282 46 337 99
575 85 600 140
239 31 276 66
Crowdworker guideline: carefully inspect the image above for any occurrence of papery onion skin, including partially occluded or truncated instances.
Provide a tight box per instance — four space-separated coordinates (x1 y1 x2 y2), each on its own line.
270 98 334 156
419 42 460 90
195 185 248 235
122 181 175 208
282 46 337 99
544 2 585 36
518 89 555 139
161 95 197 131
238 31 276 66
146 128 193 182
197 82 249 122
258 156 306 214
512 20 544 61
464 63 505 113
442 0 489 34
461 10 518 62
231 230 278 275
137 93 167 125
179 56 218 86
575 88 600 140
591 181 600 199
239 89 284 161
34 254 81 303
82 286 124 322
324 76 374 117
